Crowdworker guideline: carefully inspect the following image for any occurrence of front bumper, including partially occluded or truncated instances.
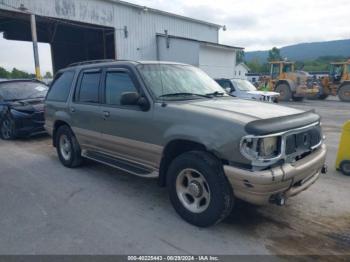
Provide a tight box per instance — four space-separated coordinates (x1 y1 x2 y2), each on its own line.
13 112 46 137
224 144 327 205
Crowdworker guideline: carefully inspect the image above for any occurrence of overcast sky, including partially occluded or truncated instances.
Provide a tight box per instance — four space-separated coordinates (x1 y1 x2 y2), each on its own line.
0 0 349 74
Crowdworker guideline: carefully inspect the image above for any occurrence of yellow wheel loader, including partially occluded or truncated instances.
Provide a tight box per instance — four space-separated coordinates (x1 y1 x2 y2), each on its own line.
318 60 350 102
260 61 319 102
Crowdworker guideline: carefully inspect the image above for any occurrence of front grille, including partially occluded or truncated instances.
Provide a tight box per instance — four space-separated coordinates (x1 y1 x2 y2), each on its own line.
285 125 322 155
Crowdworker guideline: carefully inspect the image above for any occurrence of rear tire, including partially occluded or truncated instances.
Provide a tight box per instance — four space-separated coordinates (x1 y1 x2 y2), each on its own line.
167 151 234 227
275 84 292 101
56 125 82 168
338 84 350 102
0 115 15 140
340 161 350 176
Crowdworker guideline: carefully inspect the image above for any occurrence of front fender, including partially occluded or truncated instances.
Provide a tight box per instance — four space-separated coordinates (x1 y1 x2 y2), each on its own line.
162 123 247 163
0 105 9 120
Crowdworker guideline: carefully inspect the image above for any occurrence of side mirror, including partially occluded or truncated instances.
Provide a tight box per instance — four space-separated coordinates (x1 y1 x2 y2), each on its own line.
120 92 150 111
225 87 231 93
120 92 140 105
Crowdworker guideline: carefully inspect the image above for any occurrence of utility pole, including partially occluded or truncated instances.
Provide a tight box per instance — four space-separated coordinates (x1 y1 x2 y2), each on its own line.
30 14 42 80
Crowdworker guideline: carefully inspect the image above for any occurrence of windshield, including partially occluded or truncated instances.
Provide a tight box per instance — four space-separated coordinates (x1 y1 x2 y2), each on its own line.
231 79 257 91
137 64 227 100
0 81 48 101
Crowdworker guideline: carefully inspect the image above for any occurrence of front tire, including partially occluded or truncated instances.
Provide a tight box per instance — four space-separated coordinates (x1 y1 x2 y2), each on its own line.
340 161 350 176
275 84 292 101
167 151 234 227
338 84 350 102
56 125 82 168
0 115 15 140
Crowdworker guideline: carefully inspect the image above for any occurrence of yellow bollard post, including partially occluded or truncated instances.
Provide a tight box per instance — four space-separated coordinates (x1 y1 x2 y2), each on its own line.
336 121 350 176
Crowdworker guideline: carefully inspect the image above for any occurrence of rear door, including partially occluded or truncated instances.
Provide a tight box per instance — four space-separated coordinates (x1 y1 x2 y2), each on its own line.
70 68 103 150
98 67 160 169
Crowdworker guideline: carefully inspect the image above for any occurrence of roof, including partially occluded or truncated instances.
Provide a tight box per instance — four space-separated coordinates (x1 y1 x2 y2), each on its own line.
156 34 244 50
236 63 250 71
107 0 222 28
62 59 192 71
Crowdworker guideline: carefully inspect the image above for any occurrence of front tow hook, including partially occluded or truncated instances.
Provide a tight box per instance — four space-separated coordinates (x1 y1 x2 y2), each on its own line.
321 164 328 174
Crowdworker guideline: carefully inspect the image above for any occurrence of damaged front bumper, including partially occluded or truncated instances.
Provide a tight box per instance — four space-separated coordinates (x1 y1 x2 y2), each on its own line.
224 144 327 205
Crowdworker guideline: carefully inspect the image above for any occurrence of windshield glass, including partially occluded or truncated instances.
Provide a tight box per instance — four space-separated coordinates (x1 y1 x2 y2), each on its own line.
231 79 257 91
0 81 48 101
283 64 292 73
137 64 227 100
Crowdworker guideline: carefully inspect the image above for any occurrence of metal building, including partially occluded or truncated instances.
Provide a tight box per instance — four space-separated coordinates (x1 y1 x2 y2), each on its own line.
0 0 242 77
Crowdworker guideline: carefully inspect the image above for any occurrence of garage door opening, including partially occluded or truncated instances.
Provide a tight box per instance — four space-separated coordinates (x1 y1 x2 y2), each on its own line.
0 9 115 74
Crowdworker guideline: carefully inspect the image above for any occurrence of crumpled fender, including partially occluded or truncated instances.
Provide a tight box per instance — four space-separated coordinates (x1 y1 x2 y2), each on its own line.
0 105 9 121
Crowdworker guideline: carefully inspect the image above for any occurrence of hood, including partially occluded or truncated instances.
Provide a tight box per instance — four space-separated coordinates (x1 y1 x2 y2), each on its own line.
184 97 303 122
10 99 44 114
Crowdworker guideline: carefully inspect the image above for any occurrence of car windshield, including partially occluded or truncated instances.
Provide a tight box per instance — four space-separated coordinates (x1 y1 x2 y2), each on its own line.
231 79 257 91
0 81 48 101
137 64 227 100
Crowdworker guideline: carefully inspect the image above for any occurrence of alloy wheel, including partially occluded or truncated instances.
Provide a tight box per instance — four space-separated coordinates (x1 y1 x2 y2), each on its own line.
176 168 211 213
59 134 72 161
1 119 13 139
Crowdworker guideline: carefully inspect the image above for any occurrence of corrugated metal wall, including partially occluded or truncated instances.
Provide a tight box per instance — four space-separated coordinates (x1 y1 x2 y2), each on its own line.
157 36 200 66
1 0 219 60
199 45 236 78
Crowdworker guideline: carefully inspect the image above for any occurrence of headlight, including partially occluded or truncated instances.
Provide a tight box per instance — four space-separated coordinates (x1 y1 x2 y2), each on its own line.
240 136 281 161
258 137 278 157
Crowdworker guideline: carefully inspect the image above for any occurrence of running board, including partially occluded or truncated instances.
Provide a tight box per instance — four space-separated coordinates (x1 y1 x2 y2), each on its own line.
82 150 158 178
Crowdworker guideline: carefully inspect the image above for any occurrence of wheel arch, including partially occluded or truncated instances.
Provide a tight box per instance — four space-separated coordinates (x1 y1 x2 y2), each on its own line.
339 81 350 89
53 120 71 147
158 139 218 187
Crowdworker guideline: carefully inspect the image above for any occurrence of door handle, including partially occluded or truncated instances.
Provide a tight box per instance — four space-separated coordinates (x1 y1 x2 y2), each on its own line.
70 107 75 113
103 111 110 118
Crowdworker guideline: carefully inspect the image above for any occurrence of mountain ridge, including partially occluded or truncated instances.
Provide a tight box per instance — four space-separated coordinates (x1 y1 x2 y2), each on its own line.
245 39 350 62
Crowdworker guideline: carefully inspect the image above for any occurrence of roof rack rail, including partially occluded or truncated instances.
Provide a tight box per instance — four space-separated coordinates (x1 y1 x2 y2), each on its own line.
68 59 117 67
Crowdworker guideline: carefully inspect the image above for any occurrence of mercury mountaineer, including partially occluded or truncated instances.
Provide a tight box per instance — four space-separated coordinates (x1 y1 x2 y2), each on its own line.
45 60 327 227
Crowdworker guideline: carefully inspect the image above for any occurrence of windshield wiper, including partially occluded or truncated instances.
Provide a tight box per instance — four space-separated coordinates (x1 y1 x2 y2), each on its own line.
5 98 22 102
159 92 212 99
205 91 226 97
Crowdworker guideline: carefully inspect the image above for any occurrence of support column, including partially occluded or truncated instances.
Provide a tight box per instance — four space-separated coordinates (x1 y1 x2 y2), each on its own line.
30 14 41 79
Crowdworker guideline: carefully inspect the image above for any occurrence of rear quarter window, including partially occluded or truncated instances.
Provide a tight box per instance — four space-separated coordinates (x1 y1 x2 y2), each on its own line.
46 71 75 102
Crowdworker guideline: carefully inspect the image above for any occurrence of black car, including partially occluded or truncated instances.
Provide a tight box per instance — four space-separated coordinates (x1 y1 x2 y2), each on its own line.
0 79 48 140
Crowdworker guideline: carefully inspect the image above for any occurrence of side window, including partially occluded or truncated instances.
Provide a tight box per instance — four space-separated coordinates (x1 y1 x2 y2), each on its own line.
46 71 75 102
105 71 138 106
78 72 101 103
271 64 280 78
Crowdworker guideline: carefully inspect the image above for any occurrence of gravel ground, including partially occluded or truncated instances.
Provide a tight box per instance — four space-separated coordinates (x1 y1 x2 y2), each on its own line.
0 97 349 256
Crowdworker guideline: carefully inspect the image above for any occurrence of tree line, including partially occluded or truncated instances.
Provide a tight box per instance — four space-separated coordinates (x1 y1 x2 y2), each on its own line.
0 67 52 79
